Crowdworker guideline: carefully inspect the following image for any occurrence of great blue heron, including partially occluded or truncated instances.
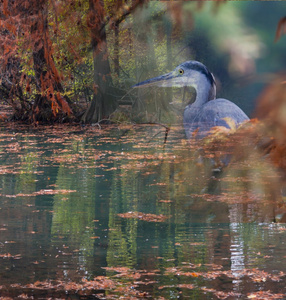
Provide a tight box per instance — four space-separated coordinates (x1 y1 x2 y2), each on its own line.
133 61 249 139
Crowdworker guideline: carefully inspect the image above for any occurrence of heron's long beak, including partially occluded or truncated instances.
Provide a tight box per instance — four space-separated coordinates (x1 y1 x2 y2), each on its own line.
133 72 175 88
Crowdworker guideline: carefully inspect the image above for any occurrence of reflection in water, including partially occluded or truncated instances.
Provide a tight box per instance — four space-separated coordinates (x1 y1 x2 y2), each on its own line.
0 125 286 298
229 206 245 293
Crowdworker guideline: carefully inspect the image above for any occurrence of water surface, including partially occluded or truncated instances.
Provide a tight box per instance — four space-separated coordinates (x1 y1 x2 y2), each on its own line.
0 123 285 299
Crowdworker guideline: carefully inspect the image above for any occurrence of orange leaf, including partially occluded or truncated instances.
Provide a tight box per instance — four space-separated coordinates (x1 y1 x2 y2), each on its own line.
275 16 286 42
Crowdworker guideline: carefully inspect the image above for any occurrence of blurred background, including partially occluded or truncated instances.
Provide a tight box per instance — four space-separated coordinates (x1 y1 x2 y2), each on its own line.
117 1 286 123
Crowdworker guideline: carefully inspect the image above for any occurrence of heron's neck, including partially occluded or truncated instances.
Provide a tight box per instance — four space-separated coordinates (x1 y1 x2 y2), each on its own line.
192 74 216 107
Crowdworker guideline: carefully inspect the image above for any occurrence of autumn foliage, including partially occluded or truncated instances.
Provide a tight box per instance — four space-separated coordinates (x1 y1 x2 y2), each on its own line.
275 16 286 42
0 0 71 122
255 76 286 169
0 0 146 123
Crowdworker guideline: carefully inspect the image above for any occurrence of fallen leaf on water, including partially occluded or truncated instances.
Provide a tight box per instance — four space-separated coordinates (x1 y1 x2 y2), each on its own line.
5 189 77 198
117 211 169 222
33 189 77 195
0 253 22 259
103 266 131 274
177 284 195 289
248 291 284 299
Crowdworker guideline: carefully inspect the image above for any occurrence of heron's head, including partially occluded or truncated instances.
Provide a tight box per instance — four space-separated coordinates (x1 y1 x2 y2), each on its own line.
133 61 216 89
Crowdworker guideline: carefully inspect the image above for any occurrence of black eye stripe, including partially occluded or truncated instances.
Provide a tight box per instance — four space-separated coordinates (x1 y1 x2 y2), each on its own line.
180 61 215 85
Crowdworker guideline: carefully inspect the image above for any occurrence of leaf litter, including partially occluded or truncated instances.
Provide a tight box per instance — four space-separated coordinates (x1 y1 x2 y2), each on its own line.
1 123 286 299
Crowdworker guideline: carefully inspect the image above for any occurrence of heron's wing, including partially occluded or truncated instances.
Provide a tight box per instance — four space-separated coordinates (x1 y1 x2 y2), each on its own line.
184 99 249 139
199 99 249 128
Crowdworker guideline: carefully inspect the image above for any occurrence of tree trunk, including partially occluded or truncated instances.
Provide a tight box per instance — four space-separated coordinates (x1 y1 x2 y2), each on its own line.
31 0 74 123
81 0 117 124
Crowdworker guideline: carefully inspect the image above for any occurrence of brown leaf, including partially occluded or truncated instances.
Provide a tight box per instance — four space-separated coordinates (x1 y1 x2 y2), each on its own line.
117 211 169 222
275 16 286 42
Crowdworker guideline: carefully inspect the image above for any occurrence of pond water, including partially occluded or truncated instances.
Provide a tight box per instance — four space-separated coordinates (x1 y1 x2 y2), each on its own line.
0 123 286 299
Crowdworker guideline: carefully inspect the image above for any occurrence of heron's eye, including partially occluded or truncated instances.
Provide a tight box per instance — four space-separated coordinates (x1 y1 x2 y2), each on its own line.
178 69 184 75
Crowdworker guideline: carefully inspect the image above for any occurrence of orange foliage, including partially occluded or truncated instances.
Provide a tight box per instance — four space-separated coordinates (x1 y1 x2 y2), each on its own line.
0 0 147 122
275 16 286 42
255 75 286 169
57 92 72 115
256 75 286 128
0 0 71 121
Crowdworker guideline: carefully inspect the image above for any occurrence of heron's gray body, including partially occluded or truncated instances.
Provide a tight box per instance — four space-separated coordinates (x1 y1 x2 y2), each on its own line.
133 60 249 139
183 98 249 139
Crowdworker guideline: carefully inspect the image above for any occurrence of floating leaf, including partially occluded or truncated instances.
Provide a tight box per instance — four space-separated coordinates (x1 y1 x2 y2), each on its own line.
118 211 169 222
